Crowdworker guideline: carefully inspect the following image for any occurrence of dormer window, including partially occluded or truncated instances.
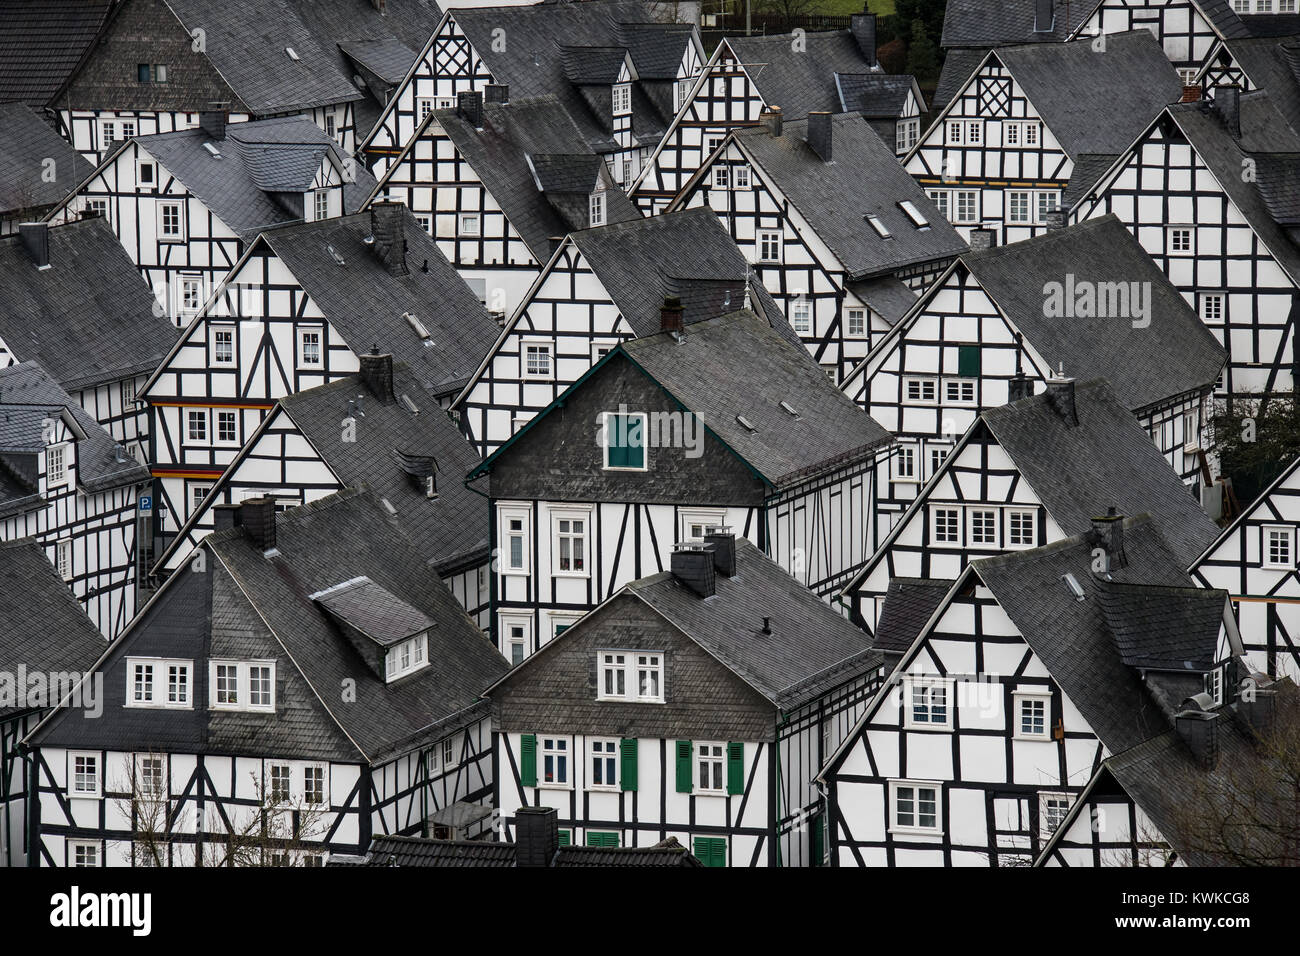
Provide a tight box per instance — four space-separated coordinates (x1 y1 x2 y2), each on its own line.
589 190 606 227
385 632 428 682
210 660 276 712
612 83 632 115
598 651 664 702
46 442 70 487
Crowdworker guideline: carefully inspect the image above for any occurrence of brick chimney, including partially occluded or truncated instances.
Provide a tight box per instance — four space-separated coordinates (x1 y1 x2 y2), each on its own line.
660 295 684 333
1181 85 1202 103
704 527 736 577
515 806 558 867
671 544 716 598
850 10 877 68
1033 0 1055 33
1043 208 1066 231
968 228 996 252
369 202 408 277
359 348 395 404
1216 84 1241 140
807 111 833 162
760 105 783 137
200 110 228 141
1175 708 1220 771
1046 371 1077 426
458 90 484 129
485 84 509 106
1091 507 1125 571
19 223 49 269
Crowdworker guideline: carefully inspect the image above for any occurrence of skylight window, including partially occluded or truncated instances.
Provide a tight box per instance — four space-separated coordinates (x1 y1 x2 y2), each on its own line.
899 200 929 228
1061 573 1085 601
286 47 300 61
404 311 431 341
780 400 799 417
736 415 756 431
203 142 221 158
866 215 892 239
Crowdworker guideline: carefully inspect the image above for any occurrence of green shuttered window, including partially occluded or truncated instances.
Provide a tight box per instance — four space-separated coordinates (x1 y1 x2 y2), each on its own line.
604 413 646 469
726 742 744 795
957 345 981 378
585 831 619 848
520 733 537 787
693 836 727 867
675 740 693 793
620 738 638 791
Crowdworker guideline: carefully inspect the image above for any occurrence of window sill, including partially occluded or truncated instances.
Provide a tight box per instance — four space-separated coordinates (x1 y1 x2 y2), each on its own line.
889 826 942 838
901 723 953 733
1012 733 1051 742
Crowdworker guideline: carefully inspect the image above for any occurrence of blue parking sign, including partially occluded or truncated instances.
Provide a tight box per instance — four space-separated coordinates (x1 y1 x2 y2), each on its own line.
139 496 153 512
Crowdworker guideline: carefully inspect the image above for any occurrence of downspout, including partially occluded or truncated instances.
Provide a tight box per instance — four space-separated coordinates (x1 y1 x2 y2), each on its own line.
464 475 496 644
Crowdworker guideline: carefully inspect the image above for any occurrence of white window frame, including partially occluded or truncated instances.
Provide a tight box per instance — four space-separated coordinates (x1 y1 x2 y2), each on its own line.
209 324 236 366
459 212 481 236
601 410 649 472
954 191 978 225
679 508 726 543
385 632 429 682
846 307 866 337
500 505 531 574
46 442 70 487
892 444 918 482
209 660 277 713
551 507 591 578
612 83 632 115
903 376 938 406
944 378 977 406
711 164 730 189
968 508 1000 548
540 736 572 788
931 505 961 545
902 676 953 731
157 200 185 241
790 296 812 333
297 327 323 368
733 164 750 189
896 116 919 153
136 157 156 187
928 189 949 220
697 741 726 794
179 273 204 315
1006 509 1037 550
596 650 664 703
1199 292 1225 323
69 752 101 799
589 737 620 791
214 408 239 446
1039 792 1074 840
56 538 73 581
1007 190 1032 224
521 338 553 379
186 408 208 443
126 657 193 709
68 839 102 867
1263 524 1295 569
889 779 942 835
589 190 606 228
301 763 328 808
1167 225 1194 256
926 443 952 479
502 615 531 665
757 230 782 263
313 188 330 221
1013 691 1051 740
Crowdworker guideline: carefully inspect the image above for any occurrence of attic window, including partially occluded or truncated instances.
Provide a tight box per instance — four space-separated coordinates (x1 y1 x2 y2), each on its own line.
780 400 799 417
385 632 428 682
589 191 606 228
286 47 300 61
1061 573 1085 601
404 311 432 341
866 215 892 239
736 414 756 432
898 201 929 228
203 142 221 158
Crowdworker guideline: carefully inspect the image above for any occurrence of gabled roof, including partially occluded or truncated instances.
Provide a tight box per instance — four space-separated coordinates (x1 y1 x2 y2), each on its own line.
1096 579 1227 672
725 30 881 120
616 21 698 79
0 0 114 108
994 31 1183 162
0 536 105 717
0 361 148 495
335 831 703 867
959 215 1226 409
245 208 499 398
872 577 951 654
115 115 375 240
338 37 421 87
312 575 434 647
1208 34 1300 132
0 217 178 390
552 838 703 867
834 72 921 118
0 103 92 215
941 0 1095 48
724 114 966 280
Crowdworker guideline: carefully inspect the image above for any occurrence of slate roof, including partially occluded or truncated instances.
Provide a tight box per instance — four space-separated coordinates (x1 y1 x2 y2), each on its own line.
834 73 919 118
113 115 376 240
0 103 92 216
933 48 987 114
552 838 703 867
725 30 882 121
980 379 1222 570
0 536 106 718
845 275 920 327
959 215 1226 410
623 539 883 710
1096 579 1228 672
972 515 1196 754
313 576 435 646
872 577 951 654
726 114 966 279
1211 35 1300 132
617 21 697 79
205 489 508 762
0 0 114 108
0 217 178 390
940 0 1095 48
335 832 702 866
420 95 639 262
621 310 895 489
0 361 149 495
248 209 500 398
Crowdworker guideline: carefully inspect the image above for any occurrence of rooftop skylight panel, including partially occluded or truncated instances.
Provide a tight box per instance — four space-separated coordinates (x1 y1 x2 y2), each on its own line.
898 200 928 228
866 214 891 239
286 47 300 61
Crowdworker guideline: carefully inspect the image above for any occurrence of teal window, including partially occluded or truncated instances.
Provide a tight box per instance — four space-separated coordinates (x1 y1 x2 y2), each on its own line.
957 345 981 377
585 831 619 848
604 413 646 470
693 836 727 867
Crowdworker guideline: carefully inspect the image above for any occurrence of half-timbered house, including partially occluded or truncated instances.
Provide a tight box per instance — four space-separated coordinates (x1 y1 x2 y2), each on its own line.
634 14 923 214
842 215 1226 515
1195 30 1300 130
669 110 966 379
907 30 1183 244
0 362 151 637
841 377 1222 635
1072 90 1300 398
0 218 178 454
152 354 492 628
368 91 640 318
361 0 701 187
47 114 376 326
141 203 499 546
453 205 790 457
486 535 885 867
21 489 509 867
821 512 1245 866
0 537 106 867
0 103 91 236
468 308 894 660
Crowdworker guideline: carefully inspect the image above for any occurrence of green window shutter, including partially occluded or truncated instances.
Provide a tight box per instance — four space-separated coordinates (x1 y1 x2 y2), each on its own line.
605 414 644 468
957 345 981 377
520 733 537 787
586 831 619 847
811 813 824 867
620 738 638 792
557 829 571 847
693 836 726 868
625 418 645 469
675 740 693 793
726 742 744 795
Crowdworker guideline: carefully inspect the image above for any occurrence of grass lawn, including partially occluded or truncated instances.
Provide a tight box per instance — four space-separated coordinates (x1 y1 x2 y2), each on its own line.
813 0 897 15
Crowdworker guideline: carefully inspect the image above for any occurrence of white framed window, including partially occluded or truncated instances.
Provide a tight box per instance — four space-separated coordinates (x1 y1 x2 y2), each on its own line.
1039 792 1074 839
621 158 632 185
969 508 999 547
209 660 276 712
1003 121 1039 147
890 779 941 834
733 164 750 189
590 738 619 790
1264 525 1295 569
758 230 782 263
441 736 455 768
711 164 730 189
597 651 664 702
179 274 203 315
99 119 117 144
955 191 978 224
56 538 72 581
1207 666 1225 705
791 297 811 333
697 742 725 793
1014 692 1051 739
268 763 292 803
541 736 570 787
944 379 977 405
417 97 435 121
210 325 235 365
298 327 323 368
126 658 193 708
903 377 938 405
1007 509 1036 548
589 191 606 227
1008 190 1031 224
190 483 211 514
928 189 949 220
892 444 918 482
896 117 919 153
927 444 951 478
602 411 647 471
46 442 69 487
503 617 530 666
1199 293 1224 322
552 510 589 576
120 120 136 139
135 753 167 804
386 632 429 681
186 408 208 442
612 83 632 115
313 189 330 221
932 506 960 544
1037 191 1059 223
636 653 663 701
415 214 432 234
459 213 481 236
966 122 982 145
903 676 952 730
85 197 109 222
1167 226 1194 256
69 752 101 798
215 409 238 445
846 308 866 337
866 215 891 238
1183 408 1201 451
522 340 552 378
158 201 184 240
302 764 327 807
679 509 726 543
137 158 156 187
501 507 530 573
599 651 627 699
69 840 102 867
